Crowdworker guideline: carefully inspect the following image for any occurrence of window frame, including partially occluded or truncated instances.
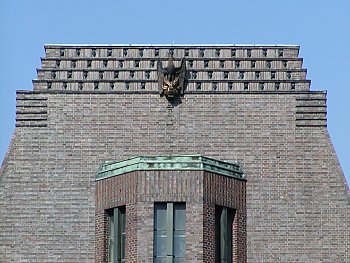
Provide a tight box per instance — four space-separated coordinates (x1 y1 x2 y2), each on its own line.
107 206 126 263
154 202 186 263
215 206 235 263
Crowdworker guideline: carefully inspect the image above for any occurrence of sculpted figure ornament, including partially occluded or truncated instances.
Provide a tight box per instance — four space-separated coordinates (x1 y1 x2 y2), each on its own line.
157 55 187 98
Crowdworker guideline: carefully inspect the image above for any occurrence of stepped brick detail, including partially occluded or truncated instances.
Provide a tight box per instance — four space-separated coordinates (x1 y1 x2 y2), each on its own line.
0 45 349 262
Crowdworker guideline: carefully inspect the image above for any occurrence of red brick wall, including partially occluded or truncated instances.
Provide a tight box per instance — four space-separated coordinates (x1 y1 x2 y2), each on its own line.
95 211 108 262
203 172 247 262
95 171 138 262
2 45 349 262
1 92 348 262
95 170 246 262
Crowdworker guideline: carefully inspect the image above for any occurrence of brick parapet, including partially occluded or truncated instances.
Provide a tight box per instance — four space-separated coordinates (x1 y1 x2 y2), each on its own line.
33 45 310 92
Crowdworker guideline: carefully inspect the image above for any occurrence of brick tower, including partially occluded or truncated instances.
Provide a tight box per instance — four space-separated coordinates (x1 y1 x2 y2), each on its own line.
0 45 349 262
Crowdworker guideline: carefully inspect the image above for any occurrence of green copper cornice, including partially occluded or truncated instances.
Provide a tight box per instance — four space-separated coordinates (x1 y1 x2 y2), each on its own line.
96 154 245 181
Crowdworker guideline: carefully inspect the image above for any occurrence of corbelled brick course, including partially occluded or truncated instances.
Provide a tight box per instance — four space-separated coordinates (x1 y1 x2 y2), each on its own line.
0 45 349 262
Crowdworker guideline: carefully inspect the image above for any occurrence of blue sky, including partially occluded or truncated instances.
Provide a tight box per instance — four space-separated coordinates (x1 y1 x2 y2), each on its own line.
0 0 349 187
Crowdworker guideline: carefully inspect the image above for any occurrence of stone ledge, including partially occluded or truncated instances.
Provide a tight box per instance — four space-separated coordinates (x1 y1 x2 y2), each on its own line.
96 155 245 181
17 90 326 95
40 57 303 61
32 79 311 83
36 68 307 72
44 44 300 48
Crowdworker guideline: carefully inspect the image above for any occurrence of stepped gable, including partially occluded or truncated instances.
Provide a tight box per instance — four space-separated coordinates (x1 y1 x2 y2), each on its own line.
33 44 310 92
25 45 325 128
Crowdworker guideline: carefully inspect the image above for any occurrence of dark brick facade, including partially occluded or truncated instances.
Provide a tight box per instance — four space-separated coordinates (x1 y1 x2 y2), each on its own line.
95 168 246 262
203 172 247 262
0 45 349 262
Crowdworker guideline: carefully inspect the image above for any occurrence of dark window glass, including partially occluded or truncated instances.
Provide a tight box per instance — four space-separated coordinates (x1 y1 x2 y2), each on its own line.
108 212 114 262
154 203 186 263
215 206 235 263
108 206 126 263
154 203 167 258
174 204 186 258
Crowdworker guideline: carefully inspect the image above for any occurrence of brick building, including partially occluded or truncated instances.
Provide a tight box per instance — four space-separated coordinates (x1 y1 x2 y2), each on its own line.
0 44 349 262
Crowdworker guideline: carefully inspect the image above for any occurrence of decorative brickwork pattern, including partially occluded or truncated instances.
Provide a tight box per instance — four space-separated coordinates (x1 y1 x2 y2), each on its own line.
34 45 310 92
95 169 246 263
0 45 349 262
15 93 48 127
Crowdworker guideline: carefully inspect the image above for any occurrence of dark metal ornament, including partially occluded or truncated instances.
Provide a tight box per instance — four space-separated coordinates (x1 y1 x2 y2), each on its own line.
157 55 187 98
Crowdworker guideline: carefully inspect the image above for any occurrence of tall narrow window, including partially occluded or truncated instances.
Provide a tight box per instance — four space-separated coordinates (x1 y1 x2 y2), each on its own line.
154 203 186 263
215 206 235 263
108 206 126 263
